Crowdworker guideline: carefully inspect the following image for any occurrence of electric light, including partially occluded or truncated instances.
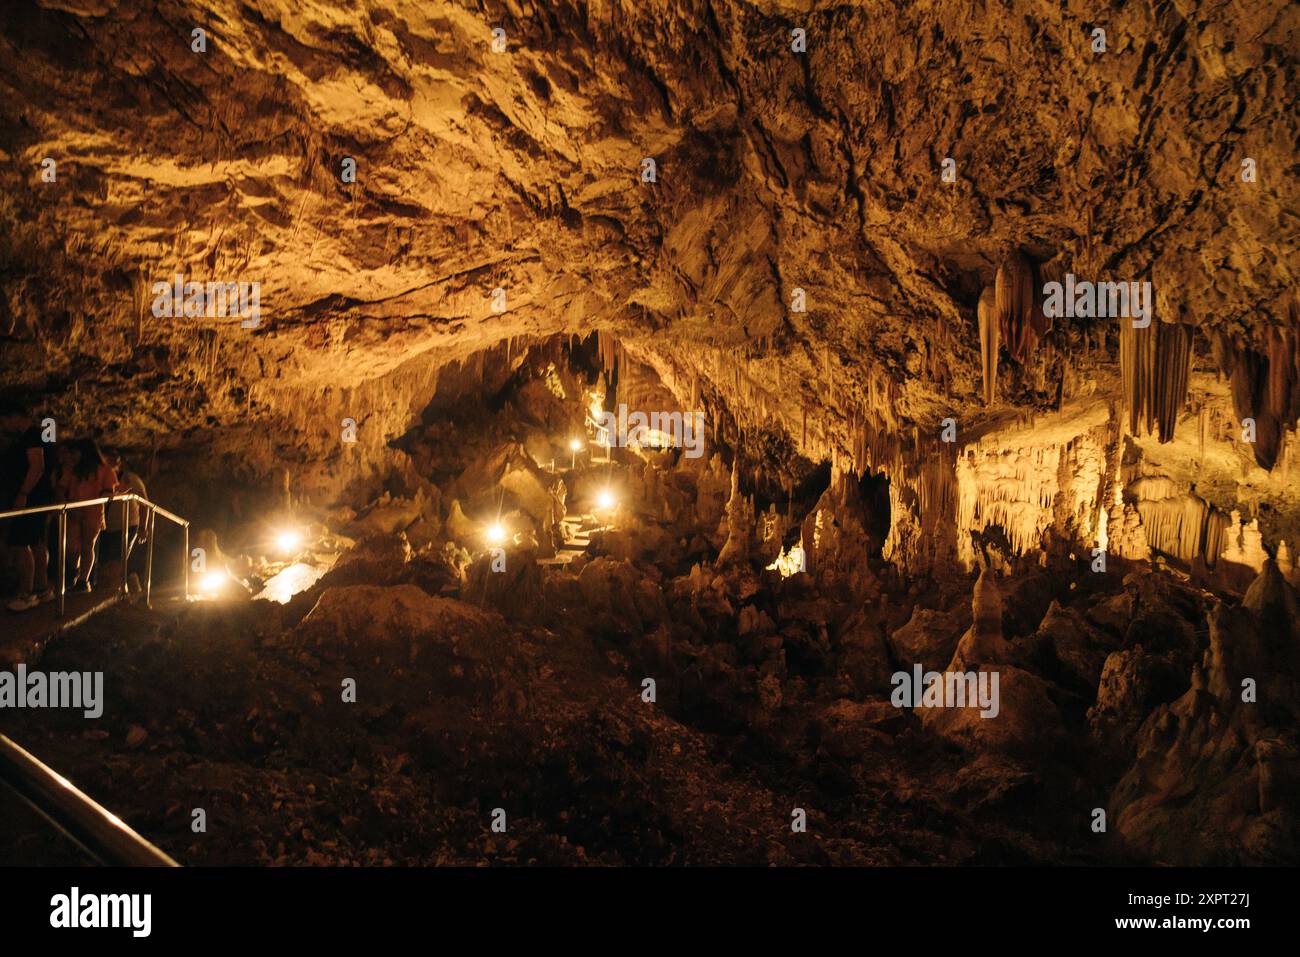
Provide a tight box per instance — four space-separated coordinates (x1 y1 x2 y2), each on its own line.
275 528 303 554
199 571 227 594
596 489 616 511
486 523 507 546
569 439 582 451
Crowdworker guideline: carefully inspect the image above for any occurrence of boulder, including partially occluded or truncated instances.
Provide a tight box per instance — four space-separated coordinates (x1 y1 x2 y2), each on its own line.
1033 600 1112 692
577 558 666 636
815 699 907 759
999 570 1055 637
464 545 543 619
837 607 896 695
1088 646 1188 757
920 664 1066 759
888 607 962 673
346 492 425 539
282 533 413 625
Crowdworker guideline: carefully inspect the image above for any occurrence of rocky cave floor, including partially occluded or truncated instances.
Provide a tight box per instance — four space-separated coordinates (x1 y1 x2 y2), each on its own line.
3 346 1298 867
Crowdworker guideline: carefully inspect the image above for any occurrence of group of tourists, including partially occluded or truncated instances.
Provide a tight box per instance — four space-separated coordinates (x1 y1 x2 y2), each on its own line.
1 404 149 613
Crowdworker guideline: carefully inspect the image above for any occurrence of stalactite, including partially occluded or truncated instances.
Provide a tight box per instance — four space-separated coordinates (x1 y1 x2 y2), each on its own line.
1155 323 1192 441
1120 320 1192 443
977 286 998 405
1267 325 1295 416
1221 325 1300 470
993 250 1038 363
1132 478 1229 567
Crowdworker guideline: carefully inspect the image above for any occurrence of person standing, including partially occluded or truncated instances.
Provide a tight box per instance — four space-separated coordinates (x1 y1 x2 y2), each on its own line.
56 439 117 592
103 448 147 593
1 407 54 612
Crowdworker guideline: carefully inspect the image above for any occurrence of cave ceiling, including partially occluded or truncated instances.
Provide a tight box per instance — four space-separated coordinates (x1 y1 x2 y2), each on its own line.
0 1 1297 518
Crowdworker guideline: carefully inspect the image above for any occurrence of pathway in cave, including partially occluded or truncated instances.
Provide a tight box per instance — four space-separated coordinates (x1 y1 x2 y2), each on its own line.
537 513 597 567
0 588 128 667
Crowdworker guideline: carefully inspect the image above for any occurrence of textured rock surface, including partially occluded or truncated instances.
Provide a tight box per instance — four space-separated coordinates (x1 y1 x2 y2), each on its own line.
1109 571 1300 863
2 2 1297 562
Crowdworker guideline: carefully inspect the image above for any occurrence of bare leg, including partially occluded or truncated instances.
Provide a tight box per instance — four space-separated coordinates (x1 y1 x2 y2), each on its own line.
67 532 83 584
82 527 100 586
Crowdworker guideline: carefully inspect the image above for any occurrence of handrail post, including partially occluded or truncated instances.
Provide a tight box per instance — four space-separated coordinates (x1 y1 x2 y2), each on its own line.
182 523 189 601
57 508 67 618
144 507 156 610
119 496 129 600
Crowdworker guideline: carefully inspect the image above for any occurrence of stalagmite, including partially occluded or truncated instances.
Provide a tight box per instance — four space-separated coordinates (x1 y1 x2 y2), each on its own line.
717 457 752 566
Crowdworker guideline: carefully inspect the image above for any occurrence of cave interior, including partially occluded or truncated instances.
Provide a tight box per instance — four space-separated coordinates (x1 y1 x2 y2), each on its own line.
0 0 1298 866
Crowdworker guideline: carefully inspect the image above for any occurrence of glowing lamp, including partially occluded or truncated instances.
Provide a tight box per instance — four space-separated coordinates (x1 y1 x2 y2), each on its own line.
275 529 303 554
569 439 582 451
596 489 616 511
486 523 507 546
199 571 227 594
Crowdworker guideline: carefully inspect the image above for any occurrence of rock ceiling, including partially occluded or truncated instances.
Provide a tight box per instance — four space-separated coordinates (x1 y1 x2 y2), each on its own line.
1 0 1297 554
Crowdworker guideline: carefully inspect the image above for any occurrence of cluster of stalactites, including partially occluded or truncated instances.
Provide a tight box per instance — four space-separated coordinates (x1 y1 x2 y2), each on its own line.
1213 322 1300 471
1119 319 1193 443
1129 476 1229 567
977 251 1053 407
595 330 625 405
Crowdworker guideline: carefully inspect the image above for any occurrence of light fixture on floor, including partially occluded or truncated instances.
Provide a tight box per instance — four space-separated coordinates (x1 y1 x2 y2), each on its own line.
275 528 303 555
199 571 228 596
569 438 582 468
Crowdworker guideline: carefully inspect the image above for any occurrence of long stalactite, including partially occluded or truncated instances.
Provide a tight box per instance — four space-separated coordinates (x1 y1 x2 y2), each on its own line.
1119 320 1193 443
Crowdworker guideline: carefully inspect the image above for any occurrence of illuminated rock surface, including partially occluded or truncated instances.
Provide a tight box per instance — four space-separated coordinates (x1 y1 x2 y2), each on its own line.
0 2 1297 865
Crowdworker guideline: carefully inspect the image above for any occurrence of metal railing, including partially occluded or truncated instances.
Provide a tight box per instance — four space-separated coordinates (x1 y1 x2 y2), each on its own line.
0 733 178 866
2 494 188 865
585 414 613 462
0 493 189 614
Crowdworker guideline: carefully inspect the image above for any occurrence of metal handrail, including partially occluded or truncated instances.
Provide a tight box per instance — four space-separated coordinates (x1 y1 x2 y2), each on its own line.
0 493 189 612
0 733 179 867
0 492 185 522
